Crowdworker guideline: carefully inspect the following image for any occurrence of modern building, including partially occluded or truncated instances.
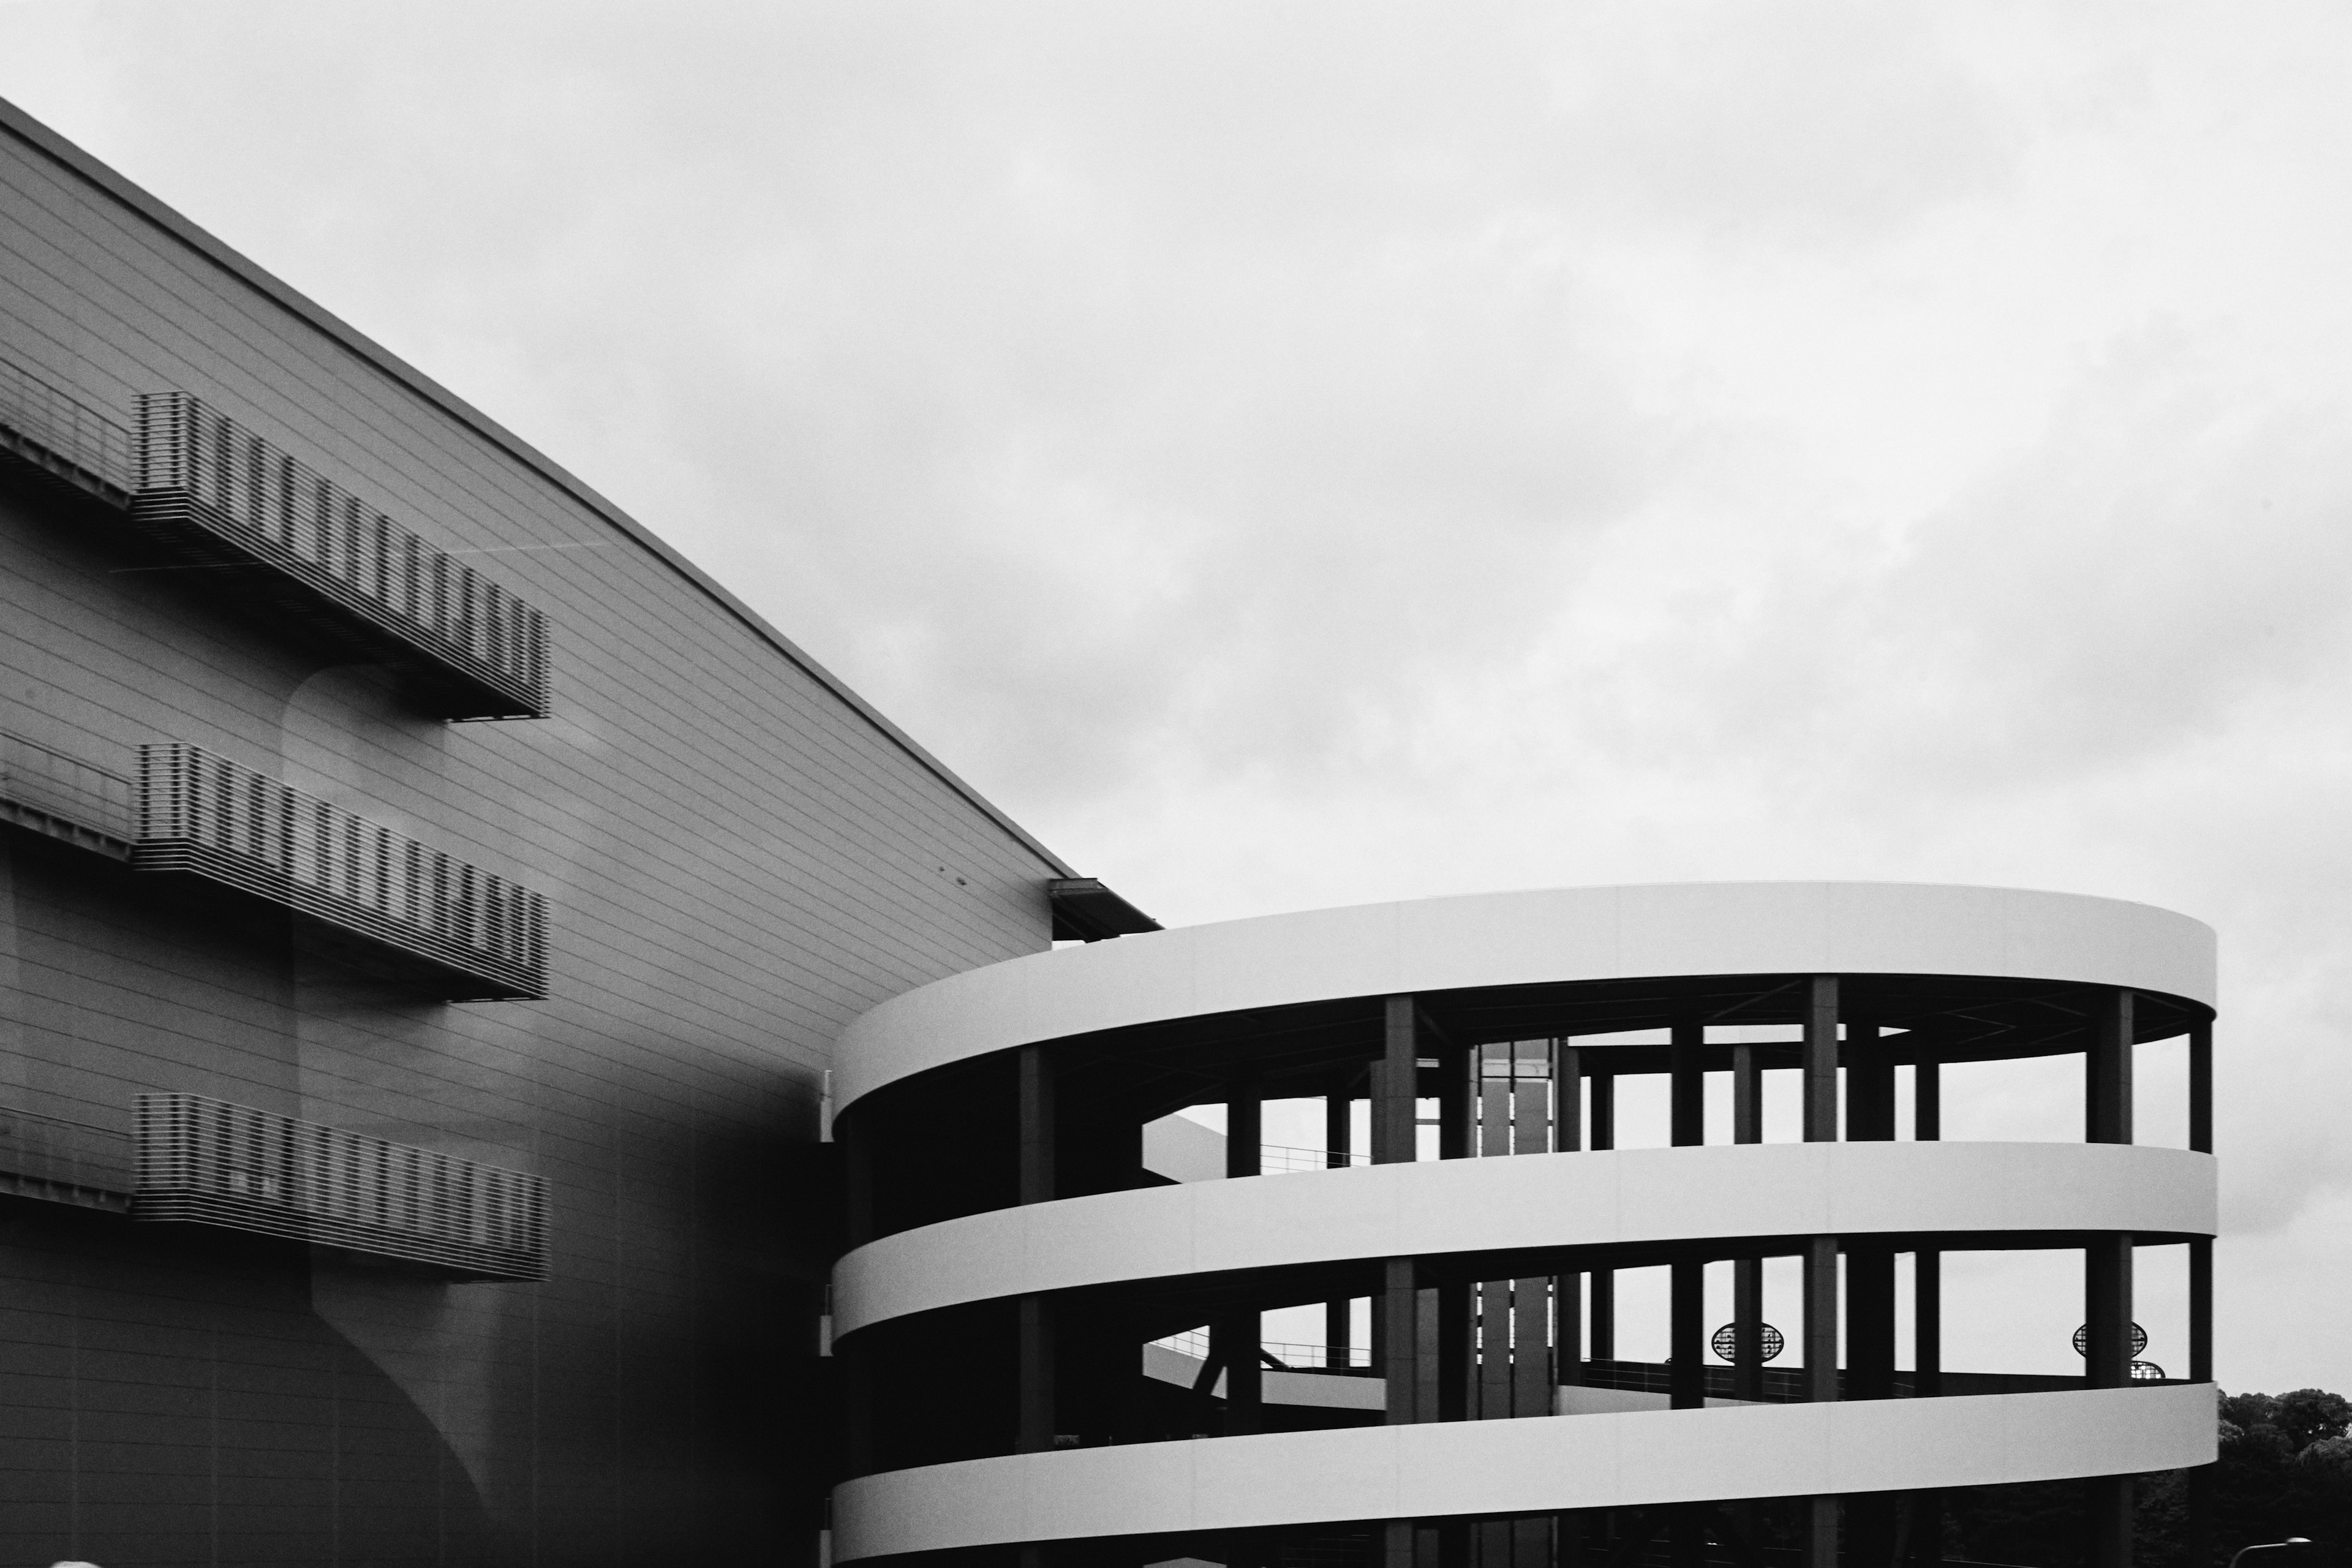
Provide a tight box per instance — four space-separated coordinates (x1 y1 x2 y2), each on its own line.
0 96 1153 1567
830 884 2221 1568
0 96 2220 1568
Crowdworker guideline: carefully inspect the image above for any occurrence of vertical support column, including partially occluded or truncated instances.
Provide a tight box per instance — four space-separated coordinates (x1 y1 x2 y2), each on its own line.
1556 1044 1585 1393
1016 1045 1058 1455
1915 1057 1942 1393
1804 975 1840 1143
1327 1080 1356 1367
1384 1255 1421 1425
1431 1033 1474 1429
2087 987 2135 1146
2189 997 2216 1568
1437 1270 1471 1422
1219 1061 1265 1438
2085 987 2136 1568
1910 1054 1947 1563
1670 1261 1706 1409
1668 1019 1706 1412
1588 1068 1616 1362
1803 977 1841 1568
1670 1017 1705 1148
1218 1307 1263 1436
1846 1020 1896 1415
1438 1026 1473 1161
1732 1044 1765 1405
1848 1020 1901 1562
1227 1063 1261 1180
1374 998 1419 1449
1374 997 1419 1166
1510 1043 1556 1419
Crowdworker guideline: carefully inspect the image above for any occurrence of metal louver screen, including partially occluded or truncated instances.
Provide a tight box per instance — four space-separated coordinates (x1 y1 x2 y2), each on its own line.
133 391 549 718
135 742 549 1000
133 1093 545 1281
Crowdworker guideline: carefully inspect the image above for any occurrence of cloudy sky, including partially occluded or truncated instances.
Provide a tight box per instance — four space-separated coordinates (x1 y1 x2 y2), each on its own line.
4 2 2348 1391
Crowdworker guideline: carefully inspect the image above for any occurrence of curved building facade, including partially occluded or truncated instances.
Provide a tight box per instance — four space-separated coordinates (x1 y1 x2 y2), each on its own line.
831 883 2220 1568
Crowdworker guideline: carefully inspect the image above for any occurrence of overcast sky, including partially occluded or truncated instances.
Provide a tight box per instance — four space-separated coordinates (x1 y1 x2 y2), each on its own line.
4 2 2348 1392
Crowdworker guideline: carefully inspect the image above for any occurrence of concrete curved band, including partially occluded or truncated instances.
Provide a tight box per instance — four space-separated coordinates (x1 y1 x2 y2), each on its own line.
835 1141 2217 1336
834 882 2217 1109
834 1385 2217 1561
830 883 2222 1566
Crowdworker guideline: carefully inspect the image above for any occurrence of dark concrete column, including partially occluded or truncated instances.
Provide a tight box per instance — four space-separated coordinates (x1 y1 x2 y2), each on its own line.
2189 1018 2212 1155
1588 1069 1616 1361
1557 1044 1585 1392
1670 1261 1706 1410
2086 987 2135 1146
2189 1016 2214 1559
1374 996 1419 1166
1017 1295 1057 1452
1803 977 1841 1568
1669 1020 1706 1411
1016 1044 1057 1454
1916 1055 1943 1396
1846 1020 1896 1402
1373 998 1416 1403
1327 1081 1355 1366
1804 976 1840 1142
1670 1017 1705 1148
2084 988 2137 1568
1217 1307 1262 1436
1383 1255 1421 1425
1437 1272 1471 1422
1913 1054 1944 1560
1438 1029 1473 1161
1732 1043 1765 1403
1227 1063 1261 1180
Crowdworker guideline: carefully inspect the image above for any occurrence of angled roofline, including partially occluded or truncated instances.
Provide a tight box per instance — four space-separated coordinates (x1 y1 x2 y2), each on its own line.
0 94 1077 878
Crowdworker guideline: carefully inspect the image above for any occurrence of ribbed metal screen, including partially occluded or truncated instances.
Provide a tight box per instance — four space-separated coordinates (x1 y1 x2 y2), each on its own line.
135 742 549 1000
133 1093 545 1281
133 391 550 719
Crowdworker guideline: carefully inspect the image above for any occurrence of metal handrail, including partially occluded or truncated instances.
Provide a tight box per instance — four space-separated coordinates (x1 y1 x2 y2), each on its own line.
0 352 135 499
0 728 135 846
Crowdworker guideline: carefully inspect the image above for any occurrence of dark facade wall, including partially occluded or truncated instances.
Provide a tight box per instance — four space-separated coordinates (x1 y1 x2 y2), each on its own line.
0 105 1060 1566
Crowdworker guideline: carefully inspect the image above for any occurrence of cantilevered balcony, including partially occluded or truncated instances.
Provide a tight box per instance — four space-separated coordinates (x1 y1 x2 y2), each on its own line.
135 742 549 1001
0 351 550 720
134 1092 545 1281
0 1105 134 1213
0 728 135 856
0 352 135 507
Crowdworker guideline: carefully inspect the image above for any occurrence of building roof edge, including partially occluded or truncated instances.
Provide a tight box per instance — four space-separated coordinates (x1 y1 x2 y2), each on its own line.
0 93 1077 878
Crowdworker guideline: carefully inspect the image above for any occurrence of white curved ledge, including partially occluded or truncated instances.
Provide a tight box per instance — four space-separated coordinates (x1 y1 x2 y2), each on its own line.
835 1142 2214 1336
835 883 2216 1110
832 1382 2216 1561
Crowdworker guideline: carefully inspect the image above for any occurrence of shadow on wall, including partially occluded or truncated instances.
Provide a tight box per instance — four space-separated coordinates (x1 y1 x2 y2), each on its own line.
0 1195 503 1568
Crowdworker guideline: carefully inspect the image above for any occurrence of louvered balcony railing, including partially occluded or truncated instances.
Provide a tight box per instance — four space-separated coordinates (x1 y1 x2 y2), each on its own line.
134 1093 545 1281
134 393 549 718
0 349 550 720
135 742 549 1001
